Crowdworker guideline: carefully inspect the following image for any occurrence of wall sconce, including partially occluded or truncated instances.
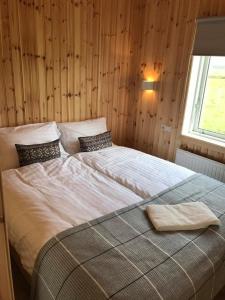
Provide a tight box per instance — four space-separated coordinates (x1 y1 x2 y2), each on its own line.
142 80 158 91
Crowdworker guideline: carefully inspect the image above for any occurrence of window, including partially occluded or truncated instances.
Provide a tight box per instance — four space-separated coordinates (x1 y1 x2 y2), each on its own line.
182 55 225 143
183 16 225 145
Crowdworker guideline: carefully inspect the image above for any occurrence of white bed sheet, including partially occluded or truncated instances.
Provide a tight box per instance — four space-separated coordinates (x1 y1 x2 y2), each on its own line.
75 146 195 199
2 156 142 275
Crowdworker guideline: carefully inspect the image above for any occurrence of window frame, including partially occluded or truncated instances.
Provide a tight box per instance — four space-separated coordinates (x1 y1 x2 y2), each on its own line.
187 55 225 142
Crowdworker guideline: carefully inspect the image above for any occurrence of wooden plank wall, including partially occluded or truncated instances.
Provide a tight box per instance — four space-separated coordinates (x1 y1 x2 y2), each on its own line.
0 0 144 145
128 0 225 163
0 0 224 162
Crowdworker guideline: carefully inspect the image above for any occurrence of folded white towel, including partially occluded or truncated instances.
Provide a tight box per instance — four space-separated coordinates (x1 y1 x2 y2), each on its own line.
146 202 220 231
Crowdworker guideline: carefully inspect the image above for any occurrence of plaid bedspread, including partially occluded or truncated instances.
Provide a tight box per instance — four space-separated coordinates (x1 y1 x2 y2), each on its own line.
31 174 225 300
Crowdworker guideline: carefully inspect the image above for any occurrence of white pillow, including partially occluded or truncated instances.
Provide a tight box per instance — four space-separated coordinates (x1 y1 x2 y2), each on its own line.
0 122 66 170
57 117 108 154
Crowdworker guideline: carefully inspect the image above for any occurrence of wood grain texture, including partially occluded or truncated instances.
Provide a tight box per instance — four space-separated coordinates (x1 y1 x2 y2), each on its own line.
0 0 145 145
0 0 224 162
128 0 225 163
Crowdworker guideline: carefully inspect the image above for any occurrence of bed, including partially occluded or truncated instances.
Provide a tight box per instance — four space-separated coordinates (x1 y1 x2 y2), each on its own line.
1 119 225 300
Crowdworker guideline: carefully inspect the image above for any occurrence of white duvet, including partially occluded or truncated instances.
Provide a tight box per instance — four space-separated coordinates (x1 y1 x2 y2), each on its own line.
75 146 195 198
2 156 142 275
3 147 194 275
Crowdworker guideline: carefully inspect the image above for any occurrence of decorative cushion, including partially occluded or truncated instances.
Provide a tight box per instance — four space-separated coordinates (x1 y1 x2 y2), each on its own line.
79 131 112 152
57 117 108 154
15 139 61 167
0 122 67 170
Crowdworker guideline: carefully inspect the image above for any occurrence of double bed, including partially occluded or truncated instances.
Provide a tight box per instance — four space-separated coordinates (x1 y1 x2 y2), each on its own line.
1 118 225 300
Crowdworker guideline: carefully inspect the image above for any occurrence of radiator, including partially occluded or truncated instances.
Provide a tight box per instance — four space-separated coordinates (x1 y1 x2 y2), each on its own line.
175 148 225 183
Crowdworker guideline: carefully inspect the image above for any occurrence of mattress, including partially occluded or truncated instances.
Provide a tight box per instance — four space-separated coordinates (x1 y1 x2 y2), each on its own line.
75 146 195 198
2 156 142 275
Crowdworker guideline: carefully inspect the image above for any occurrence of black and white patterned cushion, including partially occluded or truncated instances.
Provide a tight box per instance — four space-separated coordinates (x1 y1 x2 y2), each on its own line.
78 131 112 152
15 139 61 167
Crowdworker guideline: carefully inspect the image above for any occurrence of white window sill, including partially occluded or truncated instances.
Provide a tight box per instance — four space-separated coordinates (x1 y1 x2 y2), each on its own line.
181 132 225 149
